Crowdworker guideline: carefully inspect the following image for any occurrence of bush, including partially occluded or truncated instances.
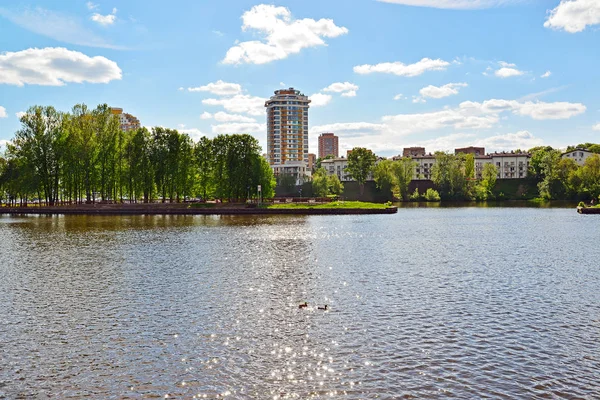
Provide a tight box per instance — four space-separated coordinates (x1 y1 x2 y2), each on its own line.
424 188 441 202
578 201 586 208
409 188 421 201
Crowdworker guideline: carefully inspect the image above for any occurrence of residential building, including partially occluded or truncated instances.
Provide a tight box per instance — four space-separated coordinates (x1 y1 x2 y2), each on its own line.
110 107 140 132
265 88 310 184
318 133 339 159
402 147 426 157
393 148 531 180
321 157 351 181
307 153 316 172
475 151 530 179
561 148 593 166
455 146 485 156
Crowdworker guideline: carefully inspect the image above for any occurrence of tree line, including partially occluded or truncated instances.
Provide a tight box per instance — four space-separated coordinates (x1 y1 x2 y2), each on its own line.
0 104 275 206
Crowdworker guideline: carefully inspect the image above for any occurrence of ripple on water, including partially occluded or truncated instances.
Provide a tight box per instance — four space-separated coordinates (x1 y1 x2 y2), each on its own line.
0 210 599 398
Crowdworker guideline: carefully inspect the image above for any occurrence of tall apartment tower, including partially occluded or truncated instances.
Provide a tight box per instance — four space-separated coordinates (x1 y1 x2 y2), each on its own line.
265 88 311 183
318 133 339 159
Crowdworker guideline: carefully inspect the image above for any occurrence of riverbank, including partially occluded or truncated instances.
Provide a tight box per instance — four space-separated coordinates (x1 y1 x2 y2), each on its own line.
0 202 397 216
577 206 600 214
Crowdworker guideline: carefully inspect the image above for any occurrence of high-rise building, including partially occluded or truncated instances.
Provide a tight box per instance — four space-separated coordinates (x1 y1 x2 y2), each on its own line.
265 88 311 183
318 133 339 159
110 107 140 132
307 153 316 172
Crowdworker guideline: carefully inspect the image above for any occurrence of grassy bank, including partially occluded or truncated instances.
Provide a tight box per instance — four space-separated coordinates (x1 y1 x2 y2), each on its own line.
265 201 392 210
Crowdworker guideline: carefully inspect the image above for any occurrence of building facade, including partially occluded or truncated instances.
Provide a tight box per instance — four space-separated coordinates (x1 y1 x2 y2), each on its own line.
110 107 140 132
393 147 531 180
265 88 310 183
321 157 351 181
307 153 316 172
561 148 593 166
318 133 339 159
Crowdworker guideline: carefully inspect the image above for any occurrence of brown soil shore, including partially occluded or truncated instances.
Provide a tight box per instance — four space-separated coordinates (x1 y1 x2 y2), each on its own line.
0 203 397 216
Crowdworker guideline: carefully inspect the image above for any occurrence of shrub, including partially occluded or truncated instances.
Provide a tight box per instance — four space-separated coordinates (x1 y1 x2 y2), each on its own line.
424 188 441 202
409 188 421 201
578 201 586 208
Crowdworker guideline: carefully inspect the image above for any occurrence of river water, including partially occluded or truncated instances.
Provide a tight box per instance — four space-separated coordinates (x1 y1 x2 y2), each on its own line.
1 207 599 399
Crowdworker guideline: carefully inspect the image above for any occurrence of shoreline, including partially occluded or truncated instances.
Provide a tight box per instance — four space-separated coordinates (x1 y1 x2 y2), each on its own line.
0 204 398 216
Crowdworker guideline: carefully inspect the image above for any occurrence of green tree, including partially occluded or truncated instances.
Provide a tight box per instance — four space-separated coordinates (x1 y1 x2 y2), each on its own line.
431 152 467 200
346 147 377 195
327 173 344 196
392 157 416 201
277 173 296 193
476 163 497 200
312 168 329 197
373 159 394 194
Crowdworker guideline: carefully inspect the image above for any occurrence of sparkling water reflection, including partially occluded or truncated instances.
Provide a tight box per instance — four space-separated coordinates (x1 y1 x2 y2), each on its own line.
0 209 599 398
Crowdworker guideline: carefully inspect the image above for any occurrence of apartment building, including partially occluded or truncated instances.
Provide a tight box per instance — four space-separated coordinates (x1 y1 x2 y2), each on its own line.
265 88 311 183
318 133 339 159
561 148 594 166
110 107 140 132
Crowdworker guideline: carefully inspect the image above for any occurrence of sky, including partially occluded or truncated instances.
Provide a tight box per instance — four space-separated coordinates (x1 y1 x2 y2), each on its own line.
1 0 599 157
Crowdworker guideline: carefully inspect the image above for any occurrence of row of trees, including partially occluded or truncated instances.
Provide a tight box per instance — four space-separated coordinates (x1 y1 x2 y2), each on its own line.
529 145 600 200
0 104 275 205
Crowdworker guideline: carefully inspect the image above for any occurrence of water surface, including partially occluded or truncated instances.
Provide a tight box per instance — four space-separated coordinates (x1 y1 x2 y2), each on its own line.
1 208 599 398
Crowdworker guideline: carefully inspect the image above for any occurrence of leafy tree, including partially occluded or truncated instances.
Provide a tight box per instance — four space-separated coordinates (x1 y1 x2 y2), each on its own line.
373 159 394 194
277 173 296 193
312 168 329 197
392 157 416 201
346 147 377 195
424 188 441 202
579 154 600 199
327 174 344 196
431 152 467 200
476 163 497 200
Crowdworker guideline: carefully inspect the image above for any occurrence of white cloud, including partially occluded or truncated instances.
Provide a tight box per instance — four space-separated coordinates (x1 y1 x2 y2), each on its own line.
90 8 117 26
393 94 405 100
310 93 333 107
16 111 26 119
0 106 6 118
376 0 523 10
476 130 543 151
495 67 524 78
412 96 427 104
212 30 224 37
223 4 348 65
354 58 450 77
460 99 586 120
202 94 266 116
0 47 122 86
541 71 552 78
178 87 184 91
419 82 468 99
544 0 600 33
211 122 266 134
405 133 477 152
188 80 242 96
499 61 516 68
179 128 207 142
0 7 122 49
310 122 386 137
323 82 359 97
593 123 600 131
0 139 10 153
86 2 99 10
203 111 257 123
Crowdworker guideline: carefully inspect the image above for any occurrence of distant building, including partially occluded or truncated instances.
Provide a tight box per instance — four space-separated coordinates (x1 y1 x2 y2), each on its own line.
307 153 316 172
110 107 140 132
455 146 485 156
393 148 531 180
475 151 530 179
321 157 351 181
561 148 593 166
318 133 339 159
265 88 311 184
402 147 426 157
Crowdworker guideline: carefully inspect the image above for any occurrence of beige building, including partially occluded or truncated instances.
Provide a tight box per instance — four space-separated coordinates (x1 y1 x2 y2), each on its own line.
110 107 140 132
265 88 310 184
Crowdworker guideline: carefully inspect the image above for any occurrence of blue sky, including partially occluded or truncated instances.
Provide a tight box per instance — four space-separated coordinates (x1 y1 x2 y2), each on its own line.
1 0 599 157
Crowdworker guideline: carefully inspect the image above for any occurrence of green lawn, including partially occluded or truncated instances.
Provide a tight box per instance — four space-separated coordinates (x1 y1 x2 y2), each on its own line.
265 201 392 210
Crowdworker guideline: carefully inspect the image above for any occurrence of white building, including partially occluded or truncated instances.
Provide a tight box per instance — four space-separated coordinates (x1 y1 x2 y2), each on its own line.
393 148 531 180
321 157 351 181
561 148 594 166
110 107 140 132
475 152 530 179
